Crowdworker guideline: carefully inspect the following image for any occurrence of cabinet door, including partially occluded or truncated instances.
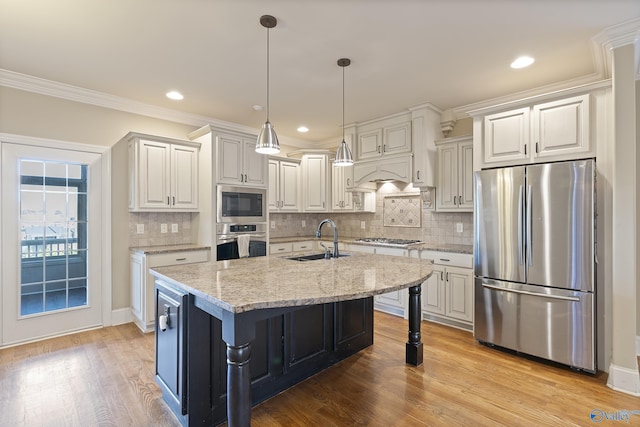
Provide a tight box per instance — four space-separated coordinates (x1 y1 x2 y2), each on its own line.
217 134 244 184
139 140 171 209
285 305 332 369
267 160 279 211
445 266 473 322
458 140 474 210
423 266 445 316
243 139 267 186
302 154 328 211
436 144 458 210
383 122 411 155
357 128 383 160
279 161 300 211
334 298 373 356
331 165 352 211
484 107 530 165
171 144 198 209
532 94 590 159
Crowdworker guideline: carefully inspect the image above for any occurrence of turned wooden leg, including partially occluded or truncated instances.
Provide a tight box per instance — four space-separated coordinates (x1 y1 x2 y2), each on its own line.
405 284 423 366
227 342 252 427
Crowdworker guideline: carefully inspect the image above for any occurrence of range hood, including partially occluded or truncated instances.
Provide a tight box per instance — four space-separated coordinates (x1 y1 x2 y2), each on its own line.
353 153 413 186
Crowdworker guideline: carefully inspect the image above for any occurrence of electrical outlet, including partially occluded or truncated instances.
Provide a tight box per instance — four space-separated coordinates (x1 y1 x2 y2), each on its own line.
161 224 168 234
136 224 144 234
360 221 366 229
456 222 463 233
171 223 178 233
301 220 306 228
270 221 276 229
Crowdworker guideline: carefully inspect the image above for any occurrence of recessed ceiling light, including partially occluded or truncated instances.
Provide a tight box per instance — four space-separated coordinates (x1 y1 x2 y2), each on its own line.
166 91 184 100
252 105 263 111
511 56 535 69
297 126 309 133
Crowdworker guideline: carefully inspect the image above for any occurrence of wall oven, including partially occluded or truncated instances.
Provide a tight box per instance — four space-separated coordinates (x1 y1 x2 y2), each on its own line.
216 223 267 261
217 185 266 223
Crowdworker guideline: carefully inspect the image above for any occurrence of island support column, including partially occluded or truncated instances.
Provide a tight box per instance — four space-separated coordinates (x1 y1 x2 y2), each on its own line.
222 311 256 427
406 284 423 366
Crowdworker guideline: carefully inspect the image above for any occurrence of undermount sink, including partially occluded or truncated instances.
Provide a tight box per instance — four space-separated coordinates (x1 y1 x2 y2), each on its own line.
286 253 350 262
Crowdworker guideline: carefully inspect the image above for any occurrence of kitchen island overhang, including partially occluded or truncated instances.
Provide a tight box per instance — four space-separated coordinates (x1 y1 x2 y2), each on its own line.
151 252 434 427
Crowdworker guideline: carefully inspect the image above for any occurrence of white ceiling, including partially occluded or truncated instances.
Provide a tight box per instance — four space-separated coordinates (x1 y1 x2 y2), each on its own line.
1 0 639 145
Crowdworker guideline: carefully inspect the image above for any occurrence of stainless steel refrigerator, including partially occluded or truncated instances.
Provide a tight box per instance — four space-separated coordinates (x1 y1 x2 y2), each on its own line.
474 159 596 372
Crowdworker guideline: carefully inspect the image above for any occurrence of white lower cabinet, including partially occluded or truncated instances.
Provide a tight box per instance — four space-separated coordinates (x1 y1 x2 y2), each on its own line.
130 249 209 332
269 240 317 255
419 251 473 330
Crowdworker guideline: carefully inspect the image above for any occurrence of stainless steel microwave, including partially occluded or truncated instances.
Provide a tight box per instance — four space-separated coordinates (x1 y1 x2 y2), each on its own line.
216 185 267 223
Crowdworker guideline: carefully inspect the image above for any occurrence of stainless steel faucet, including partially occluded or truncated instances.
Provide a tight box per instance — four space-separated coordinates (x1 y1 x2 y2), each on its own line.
315 219 339 258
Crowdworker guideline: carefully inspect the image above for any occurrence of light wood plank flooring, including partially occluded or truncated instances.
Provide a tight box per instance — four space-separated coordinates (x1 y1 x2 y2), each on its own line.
1 312 639 426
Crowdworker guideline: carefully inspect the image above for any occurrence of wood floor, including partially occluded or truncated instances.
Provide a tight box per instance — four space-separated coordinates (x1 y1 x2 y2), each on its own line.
1 313 639 427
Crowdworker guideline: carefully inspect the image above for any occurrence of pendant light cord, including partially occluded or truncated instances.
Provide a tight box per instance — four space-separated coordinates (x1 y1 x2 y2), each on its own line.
266 26 270 123
342 64 345 141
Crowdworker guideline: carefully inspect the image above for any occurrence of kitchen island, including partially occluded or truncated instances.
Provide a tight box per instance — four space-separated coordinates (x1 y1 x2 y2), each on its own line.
151 252 433 427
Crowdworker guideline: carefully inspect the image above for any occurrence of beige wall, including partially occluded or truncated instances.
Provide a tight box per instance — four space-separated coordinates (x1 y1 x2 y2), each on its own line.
0 86 199 312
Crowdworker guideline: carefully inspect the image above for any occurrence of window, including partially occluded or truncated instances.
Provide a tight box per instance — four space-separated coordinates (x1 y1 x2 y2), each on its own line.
19 160 89 315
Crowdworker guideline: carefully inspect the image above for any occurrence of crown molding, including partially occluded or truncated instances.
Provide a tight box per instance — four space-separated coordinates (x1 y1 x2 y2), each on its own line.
592 17 640 80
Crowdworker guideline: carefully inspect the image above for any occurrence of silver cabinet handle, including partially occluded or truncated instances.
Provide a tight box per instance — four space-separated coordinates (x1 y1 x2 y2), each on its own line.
347 178 351 186
417 170 420 180
245 174 248 182
383 144 386 152
524 143 527 155
446 272 449 282
175 257 186 261
453 195 457 206
377 145 381 154
172 196 176 205
167 196 170 205
439 258 450 262
535 142 539 154
440 271 444 281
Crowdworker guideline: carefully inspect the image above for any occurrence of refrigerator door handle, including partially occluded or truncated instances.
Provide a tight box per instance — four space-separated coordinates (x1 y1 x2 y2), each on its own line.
517 185 524 265
481 283 580 302
526 184 533 267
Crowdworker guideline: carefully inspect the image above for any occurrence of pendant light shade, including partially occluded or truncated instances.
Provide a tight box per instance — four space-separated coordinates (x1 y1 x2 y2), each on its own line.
334 58 354 166
256 15 280 154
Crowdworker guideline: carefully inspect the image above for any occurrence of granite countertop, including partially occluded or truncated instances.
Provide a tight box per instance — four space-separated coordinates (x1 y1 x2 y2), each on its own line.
270 236 473 255
130 244 211 255
150 252 434 314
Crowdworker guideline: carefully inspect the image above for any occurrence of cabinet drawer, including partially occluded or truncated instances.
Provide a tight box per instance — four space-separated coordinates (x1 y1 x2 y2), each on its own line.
270 243 293 254
420 251 472 268
148 250 209 267
292 241 315 252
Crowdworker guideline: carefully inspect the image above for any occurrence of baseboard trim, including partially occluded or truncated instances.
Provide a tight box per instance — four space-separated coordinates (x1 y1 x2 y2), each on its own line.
111 307 133 326
607 363 640 396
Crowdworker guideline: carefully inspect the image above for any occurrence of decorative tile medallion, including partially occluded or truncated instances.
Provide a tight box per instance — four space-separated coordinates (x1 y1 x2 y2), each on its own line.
383 195 421 227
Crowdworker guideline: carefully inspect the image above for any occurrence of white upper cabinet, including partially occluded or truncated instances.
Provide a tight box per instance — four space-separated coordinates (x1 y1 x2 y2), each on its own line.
332 164 353 211
356 114 412 160
481 94 591 167
127 133 200 212
436 136 473 212
217 133 267 187
268 157 300 212
532 95 591 159
410 105 441 188
300 152 331 212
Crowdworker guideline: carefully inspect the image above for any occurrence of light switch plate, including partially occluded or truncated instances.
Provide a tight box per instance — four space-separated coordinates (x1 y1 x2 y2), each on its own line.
301 220 306 228
456 222 463 233
360 221 366 229
136 224 144 234
270 221 276 229
161 224 168 234
171 223 178 233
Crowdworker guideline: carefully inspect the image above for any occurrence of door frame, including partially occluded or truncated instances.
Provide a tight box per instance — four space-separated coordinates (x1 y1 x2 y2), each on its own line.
0 133 111 346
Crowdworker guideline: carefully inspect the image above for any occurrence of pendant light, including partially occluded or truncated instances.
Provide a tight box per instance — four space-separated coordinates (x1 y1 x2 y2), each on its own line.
334 58 354 166
256 15 280 154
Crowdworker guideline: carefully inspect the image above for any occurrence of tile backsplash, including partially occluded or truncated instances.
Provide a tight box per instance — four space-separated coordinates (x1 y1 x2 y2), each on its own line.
129 212 193 247
270 182 473 246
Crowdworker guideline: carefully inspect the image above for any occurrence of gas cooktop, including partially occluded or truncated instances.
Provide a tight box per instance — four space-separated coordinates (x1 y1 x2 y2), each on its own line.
354 238 422 247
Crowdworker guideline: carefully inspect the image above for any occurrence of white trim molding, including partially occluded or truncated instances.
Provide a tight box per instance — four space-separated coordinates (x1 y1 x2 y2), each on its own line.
607 364 640 396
